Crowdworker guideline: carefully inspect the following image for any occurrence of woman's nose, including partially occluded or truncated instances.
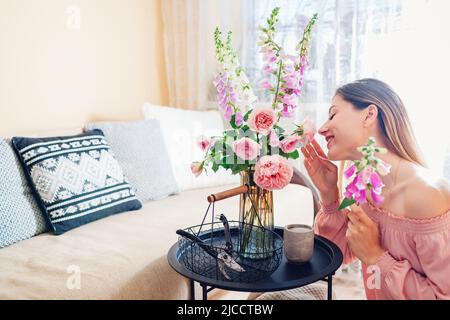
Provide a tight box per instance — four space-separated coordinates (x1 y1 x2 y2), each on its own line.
318 123 329 136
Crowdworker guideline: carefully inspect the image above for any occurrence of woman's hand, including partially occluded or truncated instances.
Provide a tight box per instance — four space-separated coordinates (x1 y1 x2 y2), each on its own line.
301 139 339 204
346 205 385 266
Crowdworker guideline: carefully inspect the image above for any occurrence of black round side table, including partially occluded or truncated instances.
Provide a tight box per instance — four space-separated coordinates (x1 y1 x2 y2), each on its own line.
167 227 343 300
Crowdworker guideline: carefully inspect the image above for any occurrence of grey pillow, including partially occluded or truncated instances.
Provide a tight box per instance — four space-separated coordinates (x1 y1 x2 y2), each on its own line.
0 139 49 248
85 120 180 201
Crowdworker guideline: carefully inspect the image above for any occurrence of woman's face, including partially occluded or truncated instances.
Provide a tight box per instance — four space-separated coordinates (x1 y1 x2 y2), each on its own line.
318 94 369 161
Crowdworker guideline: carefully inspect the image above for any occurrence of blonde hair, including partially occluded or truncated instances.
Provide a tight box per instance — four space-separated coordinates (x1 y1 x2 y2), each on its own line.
335 78 427 196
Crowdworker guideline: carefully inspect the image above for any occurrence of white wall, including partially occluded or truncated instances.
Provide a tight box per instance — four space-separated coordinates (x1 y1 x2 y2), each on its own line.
0 0 168 136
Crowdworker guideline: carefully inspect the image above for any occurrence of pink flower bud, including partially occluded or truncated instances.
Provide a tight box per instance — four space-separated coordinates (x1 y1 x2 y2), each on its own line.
190 162 204 178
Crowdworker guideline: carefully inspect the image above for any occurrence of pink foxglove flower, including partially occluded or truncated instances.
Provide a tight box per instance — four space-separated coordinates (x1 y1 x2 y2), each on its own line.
260 79 274 90
344 163 356 179
355 167 373 190
232 138 260 161
234 112 244 126
263 64 274 73
213 28 257 125
281 94 297 106
196 136 213 152
284 76 299 90
371 188 384 205
248 108 276 135
254 155 294 190
376 159 391 176
282 105 296 118
344 179 359 200
339 137 390 210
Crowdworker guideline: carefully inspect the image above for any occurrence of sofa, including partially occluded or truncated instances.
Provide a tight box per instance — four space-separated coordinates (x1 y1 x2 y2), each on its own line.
0 105 318 300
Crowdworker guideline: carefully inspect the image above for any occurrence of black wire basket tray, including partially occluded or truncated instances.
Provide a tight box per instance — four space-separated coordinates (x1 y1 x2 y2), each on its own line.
175 184 283 283
177 221 283 283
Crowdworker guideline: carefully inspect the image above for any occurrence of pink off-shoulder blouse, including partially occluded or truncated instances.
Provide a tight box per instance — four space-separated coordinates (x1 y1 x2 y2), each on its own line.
314 199 450 300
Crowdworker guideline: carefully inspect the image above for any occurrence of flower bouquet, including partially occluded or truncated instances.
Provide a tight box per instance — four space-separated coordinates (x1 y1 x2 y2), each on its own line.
339 137 391 210
191 7 318 258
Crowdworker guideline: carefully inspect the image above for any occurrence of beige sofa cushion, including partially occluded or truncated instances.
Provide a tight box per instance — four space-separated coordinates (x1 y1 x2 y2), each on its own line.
0 183 313 299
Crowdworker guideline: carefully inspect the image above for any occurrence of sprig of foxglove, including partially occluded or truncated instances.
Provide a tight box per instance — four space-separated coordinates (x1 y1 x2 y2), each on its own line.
214 28 257 124
339 137 391 210
258 8 318 118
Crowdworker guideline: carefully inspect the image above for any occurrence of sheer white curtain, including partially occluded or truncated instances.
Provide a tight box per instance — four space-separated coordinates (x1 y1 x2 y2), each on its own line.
161 0 450 179
161 0 247 110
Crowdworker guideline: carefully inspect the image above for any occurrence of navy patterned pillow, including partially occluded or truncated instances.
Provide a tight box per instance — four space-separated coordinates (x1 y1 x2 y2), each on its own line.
11 130 142 235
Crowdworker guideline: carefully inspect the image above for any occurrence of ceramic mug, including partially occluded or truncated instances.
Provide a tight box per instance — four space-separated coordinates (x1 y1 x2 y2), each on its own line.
283 224 314 264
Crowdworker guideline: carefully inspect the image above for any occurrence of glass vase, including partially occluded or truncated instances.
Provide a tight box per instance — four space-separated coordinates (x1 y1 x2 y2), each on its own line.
239 167 274 259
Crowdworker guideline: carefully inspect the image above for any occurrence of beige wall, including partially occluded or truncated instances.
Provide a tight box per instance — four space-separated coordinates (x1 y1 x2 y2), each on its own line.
0 0 168 136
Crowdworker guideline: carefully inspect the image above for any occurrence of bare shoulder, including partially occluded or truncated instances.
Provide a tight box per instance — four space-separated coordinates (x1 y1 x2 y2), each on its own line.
403 165 450 219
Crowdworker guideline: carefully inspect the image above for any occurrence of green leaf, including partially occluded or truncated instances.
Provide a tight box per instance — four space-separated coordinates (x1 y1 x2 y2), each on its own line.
338 198 356 210
274 125 285 134
230 114 240 129
279 149 299 160
288 150 300 160
260 141 268 157
241 124 250 132
211 162 220 173
244 110 252 121
230 164 249 175
213 139 224 151
220 161 231 169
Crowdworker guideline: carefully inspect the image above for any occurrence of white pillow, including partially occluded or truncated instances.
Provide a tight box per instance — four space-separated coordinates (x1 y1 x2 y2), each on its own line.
143 103 239 191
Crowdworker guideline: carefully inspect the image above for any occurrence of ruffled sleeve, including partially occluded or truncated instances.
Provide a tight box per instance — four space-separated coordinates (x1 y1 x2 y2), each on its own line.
314 199 355 264
375 229 450 300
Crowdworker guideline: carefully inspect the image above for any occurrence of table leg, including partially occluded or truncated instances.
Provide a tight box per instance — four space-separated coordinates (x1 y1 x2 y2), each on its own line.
201 283 208 300
327 276 333 300
190 279 195 300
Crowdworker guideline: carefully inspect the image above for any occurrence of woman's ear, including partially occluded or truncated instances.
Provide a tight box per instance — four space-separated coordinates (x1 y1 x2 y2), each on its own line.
363 104 378 127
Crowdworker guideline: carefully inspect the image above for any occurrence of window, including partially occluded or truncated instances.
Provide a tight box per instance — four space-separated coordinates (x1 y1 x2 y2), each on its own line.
241 0 450 178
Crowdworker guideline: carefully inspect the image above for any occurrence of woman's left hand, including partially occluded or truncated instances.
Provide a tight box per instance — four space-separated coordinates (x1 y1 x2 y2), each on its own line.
346 205 385 266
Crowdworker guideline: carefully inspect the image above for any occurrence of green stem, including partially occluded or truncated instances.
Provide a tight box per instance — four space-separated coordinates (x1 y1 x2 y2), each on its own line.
272 60 283 108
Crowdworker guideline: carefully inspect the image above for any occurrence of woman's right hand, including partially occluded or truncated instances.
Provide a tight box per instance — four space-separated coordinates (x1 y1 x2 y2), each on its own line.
301 139 339 204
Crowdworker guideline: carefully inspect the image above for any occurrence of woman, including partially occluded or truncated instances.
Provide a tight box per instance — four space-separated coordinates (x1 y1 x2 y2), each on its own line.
301 78 450 300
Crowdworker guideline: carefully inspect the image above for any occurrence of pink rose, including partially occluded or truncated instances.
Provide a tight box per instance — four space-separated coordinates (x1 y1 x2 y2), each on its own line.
268 129 280 147
280 135 301 154
190 162 204 178
254 155 294 190
232 138 260 161
298 118 316 145
196 136 213 152
248 108 276 135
